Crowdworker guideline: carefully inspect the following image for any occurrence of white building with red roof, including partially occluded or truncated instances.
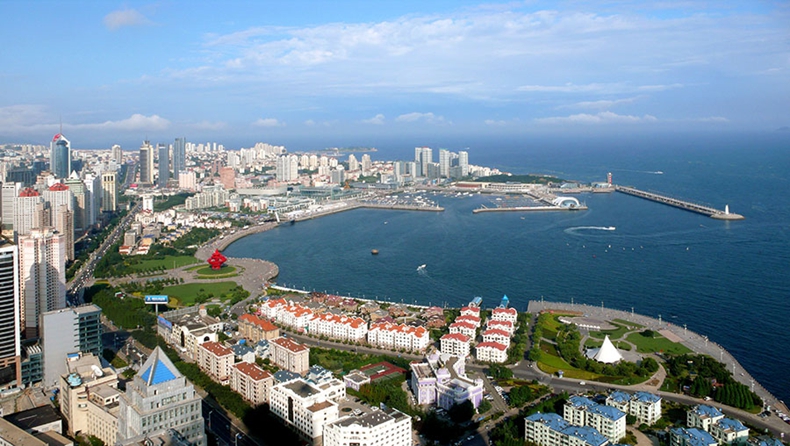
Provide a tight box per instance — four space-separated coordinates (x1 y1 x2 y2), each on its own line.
278 304 314 332
486 319 514 335
197 341 234 384
238 313 280 342
260 298 288 319
448 321 477 339
491 307 518 324
440 333 471 358
455 315 481 327
475 342 508 363
460 306 480 318
307 313 368 342
231 362 273 406
367 322 430 353
482 328 511 347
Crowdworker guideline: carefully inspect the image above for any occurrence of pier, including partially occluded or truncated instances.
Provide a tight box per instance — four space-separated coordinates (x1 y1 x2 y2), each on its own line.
473 205 587 214
615 185 744 220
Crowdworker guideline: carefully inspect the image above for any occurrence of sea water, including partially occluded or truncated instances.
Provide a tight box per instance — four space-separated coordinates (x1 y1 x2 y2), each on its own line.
225 132 790 402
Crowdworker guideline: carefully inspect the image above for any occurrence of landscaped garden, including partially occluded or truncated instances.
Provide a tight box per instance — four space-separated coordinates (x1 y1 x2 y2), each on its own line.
162 281 248 306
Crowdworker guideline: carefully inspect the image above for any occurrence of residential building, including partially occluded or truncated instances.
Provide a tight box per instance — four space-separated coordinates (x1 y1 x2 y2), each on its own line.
219 167 235 190
40 304 102 388
14 188 45 236
475 342 508 363
178 170 196 191
63 173 88 232
487 319 514 335
196 341 234 385
307 313 368 342
117 347 205 446
19 227 66 338
491 307 518 324
481 328 510 347
269 378 339 446
230 362 273 406
606 391 662 426
670 428 718 446
709 418 749 445
58 352 120 446
367 321 430 352
270 337 310 375
410 355 483 409
1 181 22 230
156 307 222 359
687 405 725 432
276 154 299 182
237 313 279 342
112 144 123 164
524 412 610 446
564 396 626 443
448 321 476 339
0 241 21 389
440 333 471 358
323 407 412 446
54 204 74 261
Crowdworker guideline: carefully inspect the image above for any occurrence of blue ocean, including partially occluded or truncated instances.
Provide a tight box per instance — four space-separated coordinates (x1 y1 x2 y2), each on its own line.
225 132 790 403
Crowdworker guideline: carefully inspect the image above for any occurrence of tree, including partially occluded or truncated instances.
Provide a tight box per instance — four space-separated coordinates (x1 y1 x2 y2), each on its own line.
478 399 493 414
508 385 534 407
448 400 474 424
489 364 513 380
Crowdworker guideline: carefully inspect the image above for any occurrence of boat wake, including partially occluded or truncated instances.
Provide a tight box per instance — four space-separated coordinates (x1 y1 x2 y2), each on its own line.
564 226 616 235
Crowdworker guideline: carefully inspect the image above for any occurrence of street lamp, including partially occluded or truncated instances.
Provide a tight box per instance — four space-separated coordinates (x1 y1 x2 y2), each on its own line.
208 410 213 432
235 433 243 446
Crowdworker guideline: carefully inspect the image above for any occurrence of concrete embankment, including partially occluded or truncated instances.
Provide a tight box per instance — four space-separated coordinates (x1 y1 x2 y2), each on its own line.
473 205 588 214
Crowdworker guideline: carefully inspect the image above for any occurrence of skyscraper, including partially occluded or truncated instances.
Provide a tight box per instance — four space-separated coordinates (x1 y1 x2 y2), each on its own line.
55 204 74 261
13 188 44 236
157 143 169 188
139 141 154 184
19 228 66 338
112 144 123 164
414 147 432 177
0 240 21 390
117 347 206 445
458 150 469 177
439 149 451 178
64 172 87 232
101 172 117 213
1 182 22 231
276 154 299 182
173 137 186 175
50 134 71 179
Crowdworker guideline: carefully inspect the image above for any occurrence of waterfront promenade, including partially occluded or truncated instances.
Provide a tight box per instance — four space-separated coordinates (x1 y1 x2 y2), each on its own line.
526 300 787 414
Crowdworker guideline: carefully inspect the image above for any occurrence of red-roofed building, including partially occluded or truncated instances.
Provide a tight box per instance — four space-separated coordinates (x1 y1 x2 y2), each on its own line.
456 315 481 327
48 182 69 191
441 333 471 358
460 306 480 317
238 313 279 342
367 321 430 353
197 341 234 384
487 319 515 335
482 328 511 347
307 312 368 342
475 341 508 363
270 337 310 374
449 321 477 339
491 307 518 324
231 362 273 406
19 187 40 197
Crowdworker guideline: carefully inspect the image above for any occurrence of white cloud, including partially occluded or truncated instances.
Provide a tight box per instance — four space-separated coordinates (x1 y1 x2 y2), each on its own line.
252 118 285 127
562 97 642 110
304 119 316 126
362 114 385 125
395 112 447 124
72 114 171 131
697 116 729 122
103 9 153 31
484 119 509 126
536 111 658 124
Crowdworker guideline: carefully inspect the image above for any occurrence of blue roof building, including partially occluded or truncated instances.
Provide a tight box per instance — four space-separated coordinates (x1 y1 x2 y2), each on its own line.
606 390 662 426
710 418 749 444
525 412 612 446
670 428 717 446
565 396 626 442
688 405 725 432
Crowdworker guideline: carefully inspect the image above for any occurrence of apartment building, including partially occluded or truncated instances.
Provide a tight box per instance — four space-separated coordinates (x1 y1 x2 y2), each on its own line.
196 342 234 385
367 322 430 353
687 405 725 432
237 314 279 342
606 391 662 426
307 313 368 342
270 337 310 375
564 396 626 443
323 407 412 446
525 412 610 446
475 341 508 363
440 333 471 358
230 362 273 406
269 378 339 446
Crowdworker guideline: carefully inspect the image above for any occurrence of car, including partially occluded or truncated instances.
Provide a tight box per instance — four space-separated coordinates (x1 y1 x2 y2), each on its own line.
579 381 586 385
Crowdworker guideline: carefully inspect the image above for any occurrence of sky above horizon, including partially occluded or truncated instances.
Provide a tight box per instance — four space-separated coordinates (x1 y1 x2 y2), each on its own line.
1 0 788 150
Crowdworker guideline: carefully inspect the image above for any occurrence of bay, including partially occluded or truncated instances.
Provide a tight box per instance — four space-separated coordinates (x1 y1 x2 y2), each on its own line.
225 132 790 403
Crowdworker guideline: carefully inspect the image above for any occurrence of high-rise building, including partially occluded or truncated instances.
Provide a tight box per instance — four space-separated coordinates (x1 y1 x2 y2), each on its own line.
13 188 44 236
0 241 21 390
219 167 235 190
139 141 154 184
82 171 101 227
439 149 451 178
112 144 124 164
50 134 71 179
19 228 66 338
64 172 88 232
276 154 299 182
323 407 412 446
414 147 432 177
173 137 186 176
157 143 169 188
55 204 74 261
101 172 117 213
40 304 102 388
458 150 469 177
361 154 372 176
178 171 196 191
348 154 359 171
1 182 22 230
117 347 206 446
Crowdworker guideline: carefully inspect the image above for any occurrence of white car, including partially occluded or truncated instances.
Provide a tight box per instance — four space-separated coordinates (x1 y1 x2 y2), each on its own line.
579 381 586 385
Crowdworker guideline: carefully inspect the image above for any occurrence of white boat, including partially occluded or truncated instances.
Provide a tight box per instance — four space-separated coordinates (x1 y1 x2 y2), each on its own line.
604 226 616 231
417 264 427 271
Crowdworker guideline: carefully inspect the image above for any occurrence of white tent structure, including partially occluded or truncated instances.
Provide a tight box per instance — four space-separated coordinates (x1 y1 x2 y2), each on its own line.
586 335 624 364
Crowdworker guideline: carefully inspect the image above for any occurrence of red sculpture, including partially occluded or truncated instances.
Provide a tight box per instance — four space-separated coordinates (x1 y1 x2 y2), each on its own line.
207 249 227 270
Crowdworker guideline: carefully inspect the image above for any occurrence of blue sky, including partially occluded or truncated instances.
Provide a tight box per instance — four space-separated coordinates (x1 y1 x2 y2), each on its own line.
1 0 788 149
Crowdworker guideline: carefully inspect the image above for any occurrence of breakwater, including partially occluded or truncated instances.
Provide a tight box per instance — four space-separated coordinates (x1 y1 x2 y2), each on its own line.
473 205 588 214
615 185 744 220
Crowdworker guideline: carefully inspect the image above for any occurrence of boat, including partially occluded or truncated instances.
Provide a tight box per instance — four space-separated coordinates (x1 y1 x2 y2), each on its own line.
371 249 379 255
604 226 616 231
417 264 426 271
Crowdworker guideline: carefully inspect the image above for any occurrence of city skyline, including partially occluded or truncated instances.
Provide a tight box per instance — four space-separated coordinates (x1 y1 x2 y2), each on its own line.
1 1 788 149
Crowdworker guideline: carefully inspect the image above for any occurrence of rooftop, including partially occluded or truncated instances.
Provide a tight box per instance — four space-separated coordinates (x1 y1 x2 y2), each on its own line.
3 405 61 431
139 347 181 387
234 362 272 381
283 379 322 399
693 405 724 419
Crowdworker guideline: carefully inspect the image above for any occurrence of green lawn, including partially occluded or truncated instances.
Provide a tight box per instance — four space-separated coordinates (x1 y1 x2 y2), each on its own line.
613 318 644 329
195 266 237 275
589 322 630 340
129 255 200 272
585 339 632 350
626 332 692 354
162 281 240 306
